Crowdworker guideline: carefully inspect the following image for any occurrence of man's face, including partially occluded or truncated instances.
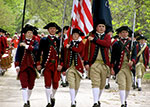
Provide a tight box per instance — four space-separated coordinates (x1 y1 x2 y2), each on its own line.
121 30 129 38
48 27 56 35
2 33 5 36
139 39 145 44
25 31 33 39
72 33 80 40
96 24 106 33
63 29 68 35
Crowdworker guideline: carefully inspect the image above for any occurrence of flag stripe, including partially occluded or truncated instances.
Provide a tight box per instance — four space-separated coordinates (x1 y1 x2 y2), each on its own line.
64 0 93 47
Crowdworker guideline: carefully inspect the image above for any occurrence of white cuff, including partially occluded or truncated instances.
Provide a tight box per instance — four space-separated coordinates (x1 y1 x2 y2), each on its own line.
25 45 29 49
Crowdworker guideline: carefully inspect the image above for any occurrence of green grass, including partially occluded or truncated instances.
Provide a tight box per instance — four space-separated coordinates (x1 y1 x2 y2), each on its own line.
144 73 150 79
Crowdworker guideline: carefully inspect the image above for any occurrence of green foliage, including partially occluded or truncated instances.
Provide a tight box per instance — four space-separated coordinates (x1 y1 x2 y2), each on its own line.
0 0 16 34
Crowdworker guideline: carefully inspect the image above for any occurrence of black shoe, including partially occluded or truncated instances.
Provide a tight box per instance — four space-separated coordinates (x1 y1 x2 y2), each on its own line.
132 84 136 89
51 98 55 107
23 103 29 107
125 101 127 107
27 101 30 107
121 104 125 107
62 83 67 87
105 83 110 89
138 87 142 91
92 103 100 107
46 103 51 107
1 71 5 76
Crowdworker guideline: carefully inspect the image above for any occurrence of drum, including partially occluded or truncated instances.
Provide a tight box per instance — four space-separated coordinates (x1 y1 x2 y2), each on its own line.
0 54 11 69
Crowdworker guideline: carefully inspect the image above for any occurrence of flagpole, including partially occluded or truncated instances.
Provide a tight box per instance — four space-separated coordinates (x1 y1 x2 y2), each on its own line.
21 0 27 31
59 0 68 53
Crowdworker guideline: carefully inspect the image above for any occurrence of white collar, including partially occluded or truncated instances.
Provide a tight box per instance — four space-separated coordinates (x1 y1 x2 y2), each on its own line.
96 32 105 36
26 38 32 41
72 36 82 42
49 35 55 37
121 37 128 39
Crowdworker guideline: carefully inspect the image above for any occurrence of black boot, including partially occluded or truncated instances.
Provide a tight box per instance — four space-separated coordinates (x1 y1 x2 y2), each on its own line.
105 83 110 89
51 98 55 107
27 101 30 107
98 101 101 107
62 82 67 87
23 103 29 107
46 103 51 107
121 104 125 107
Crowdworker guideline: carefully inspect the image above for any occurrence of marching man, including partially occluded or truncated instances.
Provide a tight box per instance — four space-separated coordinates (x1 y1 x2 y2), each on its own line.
136 35 149 91
111 26 136 107
84 20 112 107
15 24 39 107
64 28 85 107
37 22 62 107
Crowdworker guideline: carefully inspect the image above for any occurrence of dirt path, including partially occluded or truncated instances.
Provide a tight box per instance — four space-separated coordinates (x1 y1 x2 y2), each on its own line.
0 64 150 107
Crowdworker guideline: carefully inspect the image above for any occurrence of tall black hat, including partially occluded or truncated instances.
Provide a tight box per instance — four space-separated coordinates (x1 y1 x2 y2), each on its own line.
94 19 106 29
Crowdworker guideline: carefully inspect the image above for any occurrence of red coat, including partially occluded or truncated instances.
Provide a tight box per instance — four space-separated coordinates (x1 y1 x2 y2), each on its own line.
15 35 39 72
136 44 149 67
37 35 60 82
0 36 7 58
63 41 85 74
84 33 111 67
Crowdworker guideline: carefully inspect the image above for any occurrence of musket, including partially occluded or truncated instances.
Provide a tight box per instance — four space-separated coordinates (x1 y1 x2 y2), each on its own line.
130 11 136 52
130 11 136 87
58 0 68 65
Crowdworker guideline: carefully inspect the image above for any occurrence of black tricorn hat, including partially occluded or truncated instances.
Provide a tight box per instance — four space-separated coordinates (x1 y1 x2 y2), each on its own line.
0 28 7 33
43 22 60 29
94 19 106 29
116 27 121 34
137 35 147 40
119 26 132 32
21 24 35 34
72 28 84 36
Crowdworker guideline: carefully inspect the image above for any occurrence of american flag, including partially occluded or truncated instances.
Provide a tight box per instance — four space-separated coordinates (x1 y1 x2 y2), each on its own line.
64 0 93 47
